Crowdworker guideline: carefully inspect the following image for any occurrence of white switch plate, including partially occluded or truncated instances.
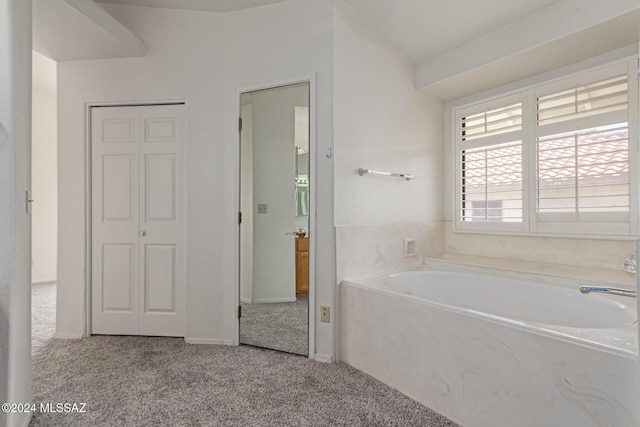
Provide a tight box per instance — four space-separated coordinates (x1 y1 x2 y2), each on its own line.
257 204 268 214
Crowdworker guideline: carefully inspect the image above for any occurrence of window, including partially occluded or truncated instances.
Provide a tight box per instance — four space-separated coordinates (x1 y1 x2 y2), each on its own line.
454 60 638 237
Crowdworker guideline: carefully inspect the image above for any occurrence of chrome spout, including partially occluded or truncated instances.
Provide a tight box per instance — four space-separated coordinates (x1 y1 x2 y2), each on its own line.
579 286 636 298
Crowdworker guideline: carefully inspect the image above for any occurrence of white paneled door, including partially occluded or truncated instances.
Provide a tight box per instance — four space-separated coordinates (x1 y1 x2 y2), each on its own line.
91 105 186 337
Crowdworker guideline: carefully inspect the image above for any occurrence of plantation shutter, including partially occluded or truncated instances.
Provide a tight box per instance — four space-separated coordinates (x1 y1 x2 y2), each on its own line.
456 94 524 231
535 63 631 233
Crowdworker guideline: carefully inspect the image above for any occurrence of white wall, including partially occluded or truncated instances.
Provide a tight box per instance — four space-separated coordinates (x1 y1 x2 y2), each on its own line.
32 51 57 284
0 0 32 426
250 84 308 303
57 1 336 358
332 1 445 283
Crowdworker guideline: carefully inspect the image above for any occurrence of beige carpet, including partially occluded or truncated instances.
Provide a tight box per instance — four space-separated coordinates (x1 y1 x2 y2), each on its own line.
240 297 308 356
31 284 458 426
31 282 56 352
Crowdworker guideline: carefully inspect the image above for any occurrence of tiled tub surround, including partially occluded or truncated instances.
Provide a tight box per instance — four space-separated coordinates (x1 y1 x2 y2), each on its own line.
444 222 635 270
341 263 640 427
335 222 444 280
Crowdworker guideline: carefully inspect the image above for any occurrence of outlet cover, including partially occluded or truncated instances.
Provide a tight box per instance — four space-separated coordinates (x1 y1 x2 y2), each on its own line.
403 238 417 258
257 204 268 214
320 306 330 323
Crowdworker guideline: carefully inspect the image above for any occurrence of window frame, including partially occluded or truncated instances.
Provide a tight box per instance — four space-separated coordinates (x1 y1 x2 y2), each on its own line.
452 58 639 238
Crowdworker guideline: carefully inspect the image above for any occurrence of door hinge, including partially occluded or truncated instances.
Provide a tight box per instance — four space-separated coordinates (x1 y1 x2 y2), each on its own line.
238 211 242 224
238 117 243 132
238 305 242 319
25 190 33 214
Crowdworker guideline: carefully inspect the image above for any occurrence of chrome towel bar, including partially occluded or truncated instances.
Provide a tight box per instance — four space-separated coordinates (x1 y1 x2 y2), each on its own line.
358 168 415 181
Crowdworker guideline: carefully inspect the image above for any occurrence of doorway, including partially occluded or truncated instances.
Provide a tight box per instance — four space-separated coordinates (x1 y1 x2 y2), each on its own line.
31 51 58 351
239 82 310 356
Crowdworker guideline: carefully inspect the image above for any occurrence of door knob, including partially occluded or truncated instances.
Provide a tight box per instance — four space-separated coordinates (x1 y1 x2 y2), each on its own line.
138 231 146 237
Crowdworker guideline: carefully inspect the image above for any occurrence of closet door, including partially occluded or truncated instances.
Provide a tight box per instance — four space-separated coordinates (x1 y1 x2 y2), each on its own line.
91 105 185 337
137 105 186 337
91 106 141 335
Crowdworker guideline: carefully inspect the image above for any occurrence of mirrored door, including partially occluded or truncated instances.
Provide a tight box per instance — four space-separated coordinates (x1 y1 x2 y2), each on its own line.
239 82 310 356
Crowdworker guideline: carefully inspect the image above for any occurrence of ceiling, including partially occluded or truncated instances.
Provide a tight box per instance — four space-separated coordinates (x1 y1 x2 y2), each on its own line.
422 10 640 100
342 0 560 63
34 0 146 61
95 0 291 13
93 0 561 64
33 0 640 99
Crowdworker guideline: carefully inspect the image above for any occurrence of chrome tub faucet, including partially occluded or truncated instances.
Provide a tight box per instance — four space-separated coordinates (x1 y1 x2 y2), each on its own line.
579 286 636 298
578 254 638 298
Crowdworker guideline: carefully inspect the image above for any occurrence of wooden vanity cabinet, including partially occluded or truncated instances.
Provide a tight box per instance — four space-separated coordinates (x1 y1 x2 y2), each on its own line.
295 237 309 295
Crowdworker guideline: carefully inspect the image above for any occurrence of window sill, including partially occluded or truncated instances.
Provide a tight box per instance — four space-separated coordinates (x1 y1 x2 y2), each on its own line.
452 226 639 242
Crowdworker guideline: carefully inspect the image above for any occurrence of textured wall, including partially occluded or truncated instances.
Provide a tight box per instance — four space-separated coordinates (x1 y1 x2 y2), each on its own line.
332 1 445 285
444 222 636 270
0 0 33 426
31 52 57 283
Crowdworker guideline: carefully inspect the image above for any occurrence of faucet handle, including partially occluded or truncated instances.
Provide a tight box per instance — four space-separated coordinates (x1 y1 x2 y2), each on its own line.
623 254 636 273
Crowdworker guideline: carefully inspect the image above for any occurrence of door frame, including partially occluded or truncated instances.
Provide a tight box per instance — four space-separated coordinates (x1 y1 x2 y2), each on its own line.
234 75 317 359
83 99 187 337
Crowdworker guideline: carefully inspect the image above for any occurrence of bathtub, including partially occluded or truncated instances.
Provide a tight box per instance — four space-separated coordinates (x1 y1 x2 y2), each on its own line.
341 268 640 427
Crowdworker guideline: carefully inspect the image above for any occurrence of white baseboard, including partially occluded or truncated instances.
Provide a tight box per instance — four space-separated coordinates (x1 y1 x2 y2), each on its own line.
314 353 333 363
184 337 234 345
20 412 32 427
240 297 252 304
32 279 56 285
53 333 84 339
251 297 297 304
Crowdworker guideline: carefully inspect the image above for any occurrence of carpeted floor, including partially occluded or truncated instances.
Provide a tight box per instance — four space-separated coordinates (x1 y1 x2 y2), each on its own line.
31 284 459 427
240 297 308 356
31 282 57 352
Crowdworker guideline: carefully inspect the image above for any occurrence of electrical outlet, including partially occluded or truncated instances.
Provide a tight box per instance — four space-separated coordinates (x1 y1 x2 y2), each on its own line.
257 204 268 214
320 306 330 323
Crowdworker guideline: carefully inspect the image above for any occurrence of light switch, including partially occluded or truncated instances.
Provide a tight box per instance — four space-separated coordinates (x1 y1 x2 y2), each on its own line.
257 204 268 214
321 306 330 323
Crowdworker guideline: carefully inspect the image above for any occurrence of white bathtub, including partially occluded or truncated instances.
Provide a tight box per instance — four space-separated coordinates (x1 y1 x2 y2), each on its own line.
341 267 640 427
384 270 637 352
